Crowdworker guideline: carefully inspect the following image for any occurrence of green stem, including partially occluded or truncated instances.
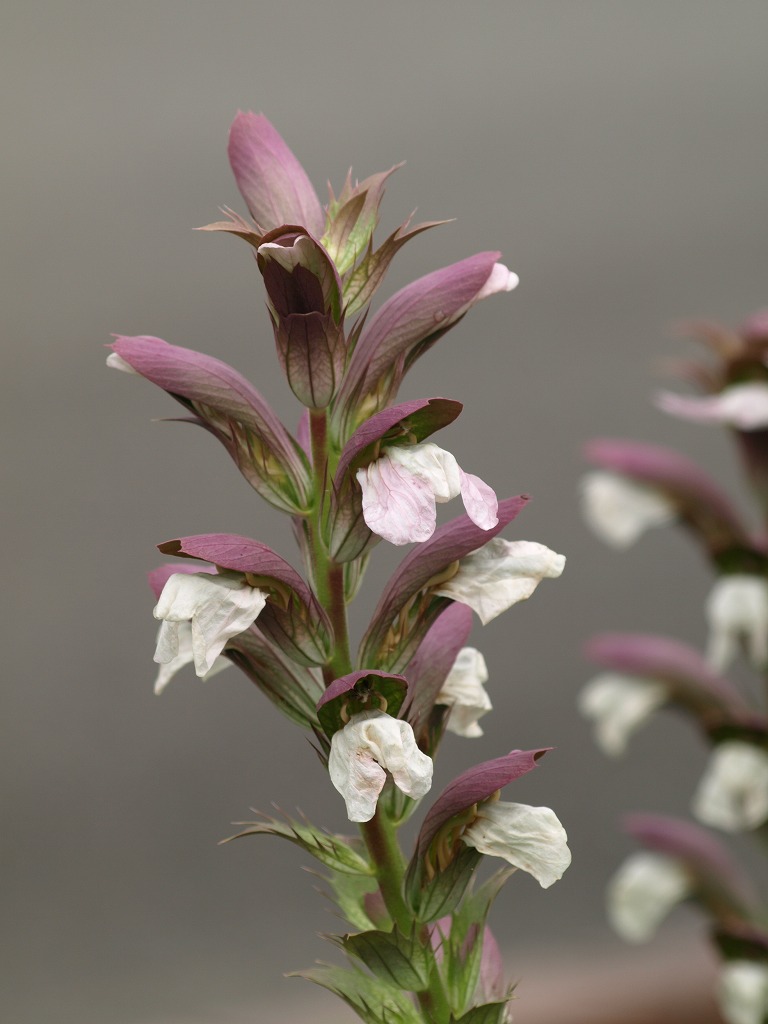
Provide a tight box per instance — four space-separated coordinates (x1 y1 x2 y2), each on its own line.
360 808 411 934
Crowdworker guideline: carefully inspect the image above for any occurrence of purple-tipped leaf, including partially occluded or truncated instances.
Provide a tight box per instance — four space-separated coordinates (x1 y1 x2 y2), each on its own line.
227 112 324 237
111 335 310 513
413 749 548 865
337 251 514 422
359 495 528 670
405 602 474 735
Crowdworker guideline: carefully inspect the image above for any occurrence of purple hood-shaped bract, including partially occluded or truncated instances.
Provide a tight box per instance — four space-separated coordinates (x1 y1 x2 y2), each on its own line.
359 495 528 670
625 812 756 918
414 749 548 864
586 632 752 722
110 335 310 513
405 602 474 735
157 533 332 665
585 437 751 553
335 252 513 427
227 112 325 238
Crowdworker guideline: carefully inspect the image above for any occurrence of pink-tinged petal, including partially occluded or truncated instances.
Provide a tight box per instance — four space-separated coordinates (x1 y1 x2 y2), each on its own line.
656 384 768 431
337 252 515 419
334 398 463 486
475 262 519 300
148 562 215 600
478 926 506 1002
413 749 549 864
459 470 499 530
110 335 310 513
227 112 324 236
585 438 750 552
359 495 528 671
742 309 768 342
356 457 436 545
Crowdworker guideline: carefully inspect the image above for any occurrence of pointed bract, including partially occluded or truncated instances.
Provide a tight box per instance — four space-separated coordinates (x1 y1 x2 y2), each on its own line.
228 112 324 236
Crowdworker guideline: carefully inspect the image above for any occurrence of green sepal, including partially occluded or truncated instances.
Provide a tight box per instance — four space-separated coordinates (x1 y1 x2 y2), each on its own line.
288 963 424 1024
221 812 373 876
406 847 481 924
337 927 430 992
451 1000 511 1024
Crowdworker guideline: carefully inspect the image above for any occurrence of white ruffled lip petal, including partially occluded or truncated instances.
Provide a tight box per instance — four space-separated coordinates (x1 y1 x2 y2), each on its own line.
718 960 768 1024
437 646 492 738
152 621 231 694
461 801 571 888
435 538 565 625
705 575 768 672
356 458 436 545
476 262 519 300
328 711 433 822
153 572 267 677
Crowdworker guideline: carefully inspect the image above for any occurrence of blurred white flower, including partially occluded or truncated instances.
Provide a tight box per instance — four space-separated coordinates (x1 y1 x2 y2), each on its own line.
436 646 492 737
718 960 768 1024
328 710 433 822
656 383 768 431
705 575 768 671
581 471 675 548
607 852 690 942
461 801 571 888
578 672 666 756
692 741 768 832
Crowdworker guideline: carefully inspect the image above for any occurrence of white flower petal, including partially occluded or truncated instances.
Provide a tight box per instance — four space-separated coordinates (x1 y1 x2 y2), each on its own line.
476 262 519 300
436 647 492 738
692 741 768 832
705 575 768 671
105 352 138 373
578 673 667 756
153 621 231 694
328 710 433 822
581 471 676 548
461 801 571 888
607 852 691 943
356 458 436 545
719 961 768 1024
459 470 499 531
153 572 267 677
386 442 461 503
357 443 499 545
656 383 768 431
434 538 565 625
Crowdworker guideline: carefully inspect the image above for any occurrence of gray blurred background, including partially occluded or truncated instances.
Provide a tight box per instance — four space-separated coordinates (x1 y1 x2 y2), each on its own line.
3 2 767 1021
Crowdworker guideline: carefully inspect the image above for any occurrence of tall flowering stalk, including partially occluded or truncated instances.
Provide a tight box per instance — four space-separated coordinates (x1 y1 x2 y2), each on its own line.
110 112 569 1023
581 313 768 1024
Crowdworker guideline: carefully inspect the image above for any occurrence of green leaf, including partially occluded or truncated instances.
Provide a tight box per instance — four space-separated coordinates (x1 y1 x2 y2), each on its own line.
289 963 423 1024
321 867 389 932
341 927 430 991
451 1000 510 1024
407 847 481 924
221 812 373 876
